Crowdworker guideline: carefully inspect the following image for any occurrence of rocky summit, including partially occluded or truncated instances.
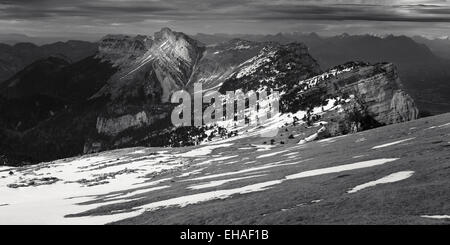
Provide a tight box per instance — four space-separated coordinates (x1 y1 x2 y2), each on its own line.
94 28 205 105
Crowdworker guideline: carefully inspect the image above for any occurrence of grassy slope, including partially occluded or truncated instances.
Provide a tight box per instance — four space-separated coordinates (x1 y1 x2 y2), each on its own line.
88 113 450 225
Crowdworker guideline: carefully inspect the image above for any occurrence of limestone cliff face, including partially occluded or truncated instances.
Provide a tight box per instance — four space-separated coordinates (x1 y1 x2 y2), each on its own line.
96 111 149 136
326 63 419 125
96 111 167 136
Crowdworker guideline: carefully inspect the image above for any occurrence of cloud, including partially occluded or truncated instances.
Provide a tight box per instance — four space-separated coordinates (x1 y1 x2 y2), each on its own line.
0 0 450 37
1 0 450 22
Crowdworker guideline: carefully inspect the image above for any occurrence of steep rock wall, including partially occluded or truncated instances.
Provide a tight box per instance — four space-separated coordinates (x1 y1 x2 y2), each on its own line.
326 63 419 125
96 111 168 136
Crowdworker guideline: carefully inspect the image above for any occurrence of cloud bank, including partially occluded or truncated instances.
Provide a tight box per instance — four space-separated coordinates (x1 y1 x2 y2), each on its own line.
0 0 449 39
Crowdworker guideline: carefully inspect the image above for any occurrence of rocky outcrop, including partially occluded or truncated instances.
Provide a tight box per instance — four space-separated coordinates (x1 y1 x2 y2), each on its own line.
325 63 419 125
96 111 166 136
390 90 419 123
230 58 419 136
83 141 102 154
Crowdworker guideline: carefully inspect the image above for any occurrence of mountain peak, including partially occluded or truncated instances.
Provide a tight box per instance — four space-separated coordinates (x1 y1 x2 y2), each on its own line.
154 27 204 47
338 33 350 39
154 27 188 41
157 27 175 35
154 27 175 39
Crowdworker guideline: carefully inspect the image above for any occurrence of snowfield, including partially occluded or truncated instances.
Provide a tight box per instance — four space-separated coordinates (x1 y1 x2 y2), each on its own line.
0 113 449 225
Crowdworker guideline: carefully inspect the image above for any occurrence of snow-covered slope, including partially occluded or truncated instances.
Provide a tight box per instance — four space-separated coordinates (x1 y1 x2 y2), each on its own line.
1 113 449 224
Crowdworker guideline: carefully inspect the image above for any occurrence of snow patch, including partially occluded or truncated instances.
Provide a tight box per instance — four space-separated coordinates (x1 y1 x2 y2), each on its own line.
298 126 326 145
285 158 399 180
347 171 414 194
255 145 276 152
179 143 233 157
371 138 415 149
284 152 298 157
90 179 285 223
352 155 367 159
187 159 309 182
421 215 450 219
256 150 289 159
195 155 238 166
177 168 206 178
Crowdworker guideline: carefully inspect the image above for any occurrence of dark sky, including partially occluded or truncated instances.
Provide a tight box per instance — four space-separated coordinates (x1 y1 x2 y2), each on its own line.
1 0 450 41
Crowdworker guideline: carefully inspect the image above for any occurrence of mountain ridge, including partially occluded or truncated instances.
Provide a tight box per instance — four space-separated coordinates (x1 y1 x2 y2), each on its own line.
0 28 421 165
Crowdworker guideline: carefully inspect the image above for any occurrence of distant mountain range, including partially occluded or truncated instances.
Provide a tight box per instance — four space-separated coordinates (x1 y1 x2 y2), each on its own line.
0 33 100 46
0 41 98 82
0 34 61 46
